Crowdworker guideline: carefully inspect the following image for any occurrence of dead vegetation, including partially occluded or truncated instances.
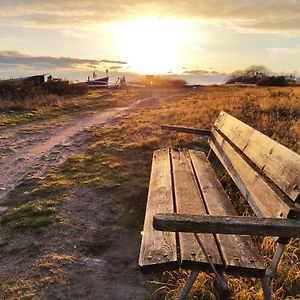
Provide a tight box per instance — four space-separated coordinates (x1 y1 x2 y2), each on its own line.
0 79 88 111
0 89 145 127
84 85 300 299
1 85 300 299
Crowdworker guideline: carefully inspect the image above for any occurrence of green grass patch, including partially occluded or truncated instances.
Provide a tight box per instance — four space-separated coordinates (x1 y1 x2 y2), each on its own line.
1 199 58 230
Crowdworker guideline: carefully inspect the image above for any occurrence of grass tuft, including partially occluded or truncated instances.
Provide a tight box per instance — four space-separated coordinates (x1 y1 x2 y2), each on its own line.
1 199 58 229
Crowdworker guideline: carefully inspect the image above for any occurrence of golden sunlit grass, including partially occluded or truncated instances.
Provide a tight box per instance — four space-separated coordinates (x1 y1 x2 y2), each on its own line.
2 85 300 299
38 253 75 270
0 89 143 127
1 277 35 300
84 85 300 299
0 80 88 111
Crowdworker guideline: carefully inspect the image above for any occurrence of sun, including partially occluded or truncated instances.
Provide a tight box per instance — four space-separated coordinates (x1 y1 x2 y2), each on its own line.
116 17 186 74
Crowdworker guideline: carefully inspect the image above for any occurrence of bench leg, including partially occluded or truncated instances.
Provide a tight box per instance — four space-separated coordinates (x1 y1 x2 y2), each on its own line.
178 270 200 300
260 243 286 300
178 233 230 300
194 233 228 291
268 243 286 276
261 276 272 300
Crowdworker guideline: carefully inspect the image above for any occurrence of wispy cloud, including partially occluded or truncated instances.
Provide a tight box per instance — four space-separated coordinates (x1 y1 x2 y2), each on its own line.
267 45 300 55
1 1 299 33
100 59 127 65
183 69 226 76
0 50 127 71
109 66 124 70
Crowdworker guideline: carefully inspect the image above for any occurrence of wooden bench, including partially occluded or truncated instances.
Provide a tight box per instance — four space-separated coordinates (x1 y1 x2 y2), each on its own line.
139 111 300 300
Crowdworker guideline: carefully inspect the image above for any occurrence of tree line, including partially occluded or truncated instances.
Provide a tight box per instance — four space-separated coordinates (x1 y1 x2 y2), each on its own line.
226 65 297 86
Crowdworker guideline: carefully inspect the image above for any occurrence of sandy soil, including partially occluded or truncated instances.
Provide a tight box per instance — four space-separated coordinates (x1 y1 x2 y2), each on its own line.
0 95 159 204
0 90 180 300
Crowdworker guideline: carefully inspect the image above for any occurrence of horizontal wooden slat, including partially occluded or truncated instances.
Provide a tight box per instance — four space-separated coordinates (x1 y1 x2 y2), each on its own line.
214 111 300 202
139 149 178 272
161 125 211 136
209 129 297 219
171 149 223 271
154 214 300 238
189 150 265 277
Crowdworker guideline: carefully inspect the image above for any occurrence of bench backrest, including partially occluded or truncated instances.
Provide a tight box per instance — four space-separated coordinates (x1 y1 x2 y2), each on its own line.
209 111 300 219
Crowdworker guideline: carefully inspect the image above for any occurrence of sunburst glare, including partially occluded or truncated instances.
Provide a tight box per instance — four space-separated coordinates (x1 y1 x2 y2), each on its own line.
115 17 186 74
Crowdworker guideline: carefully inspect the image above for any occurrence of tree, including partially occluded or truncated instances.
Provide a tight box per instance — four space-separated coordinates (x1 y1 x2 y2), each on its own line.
227 65 268 84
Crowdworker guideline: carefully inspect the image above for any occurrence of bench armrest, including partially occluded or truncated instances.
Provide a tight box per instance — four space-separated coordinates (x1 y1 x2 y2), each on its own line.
161 125 211 136
153 213 300 238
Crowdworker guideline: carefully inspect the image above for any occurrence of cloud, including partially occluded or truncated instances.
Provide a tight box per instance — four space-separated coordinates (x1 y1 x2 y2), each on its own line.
0 50 127 71
0 50 26 57
100 59 127 65
109 66 124 70
267 45 300 55
183 69 227 76
0 1 300 33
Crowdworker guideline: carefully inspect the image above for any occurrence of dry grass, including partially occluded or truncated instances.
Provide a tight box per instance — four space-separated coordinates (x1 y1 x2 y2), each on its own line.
1 276 35 300
2 85 300 299
83 85 300 299
0 80 88 111
0 88 145 127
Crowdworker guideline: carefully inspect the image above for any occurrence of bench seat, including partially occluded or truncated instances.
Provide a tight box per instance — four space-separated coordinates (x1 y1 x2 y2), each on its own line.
139 148 265 277
139 112 300 299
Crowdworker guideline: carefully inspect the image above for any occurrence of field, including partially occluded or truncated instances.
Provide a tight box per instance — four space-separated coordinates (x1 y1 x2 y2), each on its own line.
0 85 300 299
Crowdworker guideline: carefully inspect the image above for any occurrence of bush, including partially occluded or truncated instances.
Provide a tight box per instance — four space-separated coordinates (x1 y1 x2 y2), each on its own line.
256 77 273 86
227 65 291 86
0 79 88 111
0 79 88 101
0 79 88 100
227 65 268 84
257 76 288 86
0 80 44 101
43 80 88 96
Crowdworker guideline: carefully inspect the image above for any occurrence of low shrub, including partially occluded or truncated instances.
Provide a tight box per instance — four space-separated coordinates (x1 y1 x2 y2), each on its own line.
257 76 288 86
0 80 44 101
0 79 88 111
43 80 88 96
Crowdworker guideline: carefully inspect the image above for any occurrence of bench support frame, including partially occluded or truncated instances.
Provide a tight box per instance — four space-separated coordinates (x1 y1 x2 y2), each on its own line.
178 242 286 300
261 243 286 300
140 117 300 299
178 270 200 300
178 233 229 300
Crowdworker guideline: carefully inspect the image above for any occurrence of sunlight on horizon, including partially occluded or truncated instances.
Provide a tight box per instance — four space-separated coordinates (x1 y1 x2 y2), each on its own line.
115 17 187 74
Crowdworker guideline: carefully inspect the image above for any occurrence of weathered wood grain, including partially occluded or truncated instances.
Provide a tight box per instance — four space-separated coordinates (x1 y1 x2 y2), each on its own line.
139 149 178 272
161 125 211 136
214 111 300 202
189 150 265 277
209 129 297 219
171 149 223 270
154 214 300 238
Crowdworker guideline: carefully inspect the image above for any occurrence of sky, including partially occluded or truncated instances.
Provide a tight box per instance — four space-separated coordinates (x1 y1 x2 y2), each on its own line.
0 0 300 84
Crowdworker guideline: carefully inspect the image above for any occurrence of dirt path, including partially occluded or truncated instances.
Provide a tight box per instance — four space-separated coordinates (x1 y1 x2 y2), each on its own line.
0 90 182 300
0 95 159 207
